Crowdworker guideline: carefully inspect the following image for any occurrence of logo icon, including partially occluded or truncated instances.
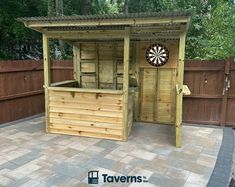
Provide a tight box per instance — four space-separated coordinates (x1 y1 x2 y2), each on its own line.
88 171 99 184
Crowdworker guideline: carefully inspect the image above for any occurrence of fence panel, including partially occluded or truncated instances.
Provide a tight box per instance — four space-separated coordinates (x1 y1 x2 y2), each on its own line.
0 59 234 125
0 60 72 124
183 59 235 126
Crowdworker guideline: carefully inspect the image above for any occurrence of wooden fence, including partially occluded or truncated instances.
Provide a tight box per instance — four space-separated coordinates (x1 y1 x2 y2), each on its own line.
183 59 235 126
0 59 234 126
0 60 73 124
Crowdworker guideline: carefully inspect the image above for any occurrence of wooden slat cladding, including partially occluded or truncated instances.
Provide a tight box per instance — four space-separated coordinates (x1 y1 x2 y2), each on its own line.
128 93 134 135
48 89 124 140
80 42 133 89
140 68 175 124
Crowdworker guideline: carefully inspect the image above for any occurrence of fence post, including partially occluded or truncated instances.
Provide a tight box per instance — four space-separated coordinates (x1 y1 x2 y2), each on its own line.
220 58 231 126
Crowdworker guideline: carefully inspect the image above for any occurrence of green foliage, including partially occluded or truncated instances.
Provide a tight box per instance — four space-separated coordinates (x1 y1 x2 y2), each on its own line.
0 0 234 60
0 0 47 59
91 0 122 14
199 1 235 59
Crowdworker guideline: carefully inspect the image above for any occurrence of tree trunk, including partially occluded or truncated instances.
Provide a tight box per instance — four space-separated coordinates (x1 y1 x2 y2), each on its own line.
80 0 91 15
48 0 64 59
124 0 128 14
48 0 56 17
55 0 63 16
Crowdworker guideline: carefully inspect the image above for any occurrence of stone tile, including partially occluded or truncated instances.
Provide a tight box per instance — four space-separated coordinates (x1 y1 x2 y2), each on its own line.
0 175 14 186
43 174 75 186
10 151 40 166
120 156 134 164
111 162 134 175
95 140 118 150
54 162 88 180
0 162 19 170
196 154 216 168
129 149 156 161
128 167 153 179
128 183 156 187
28 168 54 181
5 163 41 180
0 116 224 187
5 177 31 187
181 161 208 175
149 173 185 187
186 173 208 186
165 167 190 181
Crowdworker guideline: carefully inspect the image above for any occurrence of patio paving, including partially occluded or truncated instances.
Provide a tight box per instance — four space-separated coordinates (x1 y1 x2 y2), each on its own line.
0 116 223 187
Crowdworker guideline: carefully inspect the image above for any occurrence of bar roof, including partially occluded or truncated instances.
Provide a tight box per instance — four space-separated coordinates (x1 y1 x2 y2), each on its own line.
18 11 191 41
18 11 190 22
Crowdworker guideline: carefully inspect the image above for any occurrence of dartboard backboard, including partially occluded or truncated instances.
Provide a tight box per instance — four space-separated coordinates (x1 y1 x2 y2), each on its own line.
146 44 169 67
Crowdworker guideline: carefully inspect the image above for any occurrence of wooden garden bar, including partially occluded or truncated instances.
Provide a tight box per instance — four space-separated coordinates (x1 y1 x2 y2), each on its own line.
18 11 190 147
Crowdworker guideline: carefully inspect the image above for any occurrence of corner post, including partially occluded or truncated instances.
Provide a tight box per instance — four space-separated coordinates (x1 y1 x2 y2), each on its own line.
43 34 51 132
175 25 186 147
123 27 130 141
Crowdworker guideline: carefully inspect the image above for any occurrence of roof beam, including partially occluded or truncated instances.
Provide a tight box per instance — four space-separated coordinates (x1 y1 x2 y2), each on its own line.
25 17 190 28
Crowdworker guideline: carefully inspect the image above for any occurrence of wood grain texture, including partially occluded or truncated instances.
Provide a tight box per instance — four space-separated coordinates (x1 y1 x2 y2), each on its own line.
48 89 124 140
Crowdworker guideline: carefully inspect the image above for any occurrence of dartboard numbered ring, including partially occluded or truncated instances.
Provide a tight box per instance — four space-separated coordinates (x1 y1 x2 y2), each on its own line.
146 44 169 67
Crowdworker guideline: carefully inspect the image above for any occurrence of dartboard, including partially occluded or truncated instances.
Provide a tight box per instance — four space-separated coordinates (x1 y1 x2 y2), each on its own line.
146 44 169 67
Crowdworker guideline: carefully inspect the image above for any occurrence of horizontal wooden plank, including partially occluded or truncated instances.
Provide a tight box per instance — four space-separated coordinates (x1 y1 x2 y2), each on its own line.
50 112 123 124
184 95 222 99
0 67 43 73
49 106 123 118
0 90 44 102
49 89 123 98
50 117 122 129
50 123 122 136
48 87 123 94
50 128 122 141
50 102 122 113
49 96 123 106
50 80 76 87
50 101 123 111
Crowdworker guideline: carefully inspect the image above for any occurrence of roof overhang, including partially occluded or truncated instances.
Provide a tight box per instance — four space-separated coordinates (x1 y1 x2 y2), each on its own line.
18 11 191 41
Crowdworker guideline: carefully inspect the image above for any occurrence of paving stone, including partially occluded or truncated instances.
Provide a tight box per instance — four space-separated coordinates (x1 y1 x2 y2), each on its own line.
0 162 20 170
0 175 14 186
5 177 31 187
10 151 40 166
129 149 156 161
111 162 134 175
149 173 185 187
120 156 134 164
5 163 41 180
0 116 226 187
95 140 118 150
186 173 207 186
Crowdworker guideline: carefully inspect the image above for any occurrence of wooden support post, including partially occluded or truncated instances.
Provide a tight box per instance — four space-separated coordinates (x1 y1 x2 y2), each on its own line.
122 27 130 141
43 34 51 133
220 59 231 126
175 25 186 147
73 44 81 85
132 43 139 121
95 43 99 89
113 42 117 90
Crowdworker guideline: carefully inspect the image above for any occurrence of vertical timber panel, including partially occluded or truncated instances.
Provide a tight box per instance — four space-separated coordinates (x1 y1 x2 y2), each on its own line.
113 42 117 89
73 44 81 84
95 43 99 88
140 69 157 122
175 26 186 147
43 34 51 132
123 27 130 141
134 42 140 121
